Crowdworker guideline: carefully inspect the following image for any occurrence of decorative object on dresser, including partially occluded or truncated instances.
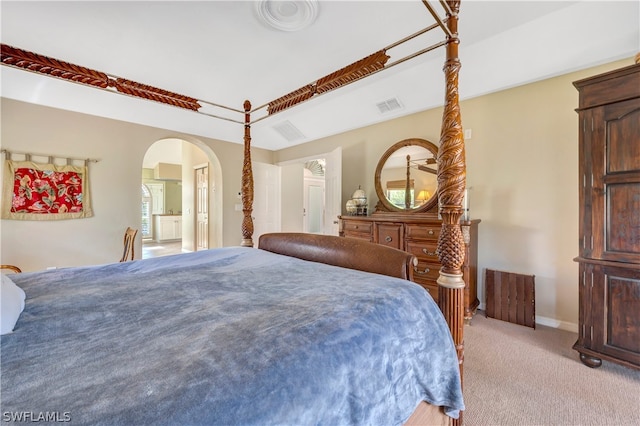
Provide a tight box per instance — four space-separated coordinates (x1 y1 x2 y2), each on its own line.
345 185 368 216
572 62 640 370
340 137 480 322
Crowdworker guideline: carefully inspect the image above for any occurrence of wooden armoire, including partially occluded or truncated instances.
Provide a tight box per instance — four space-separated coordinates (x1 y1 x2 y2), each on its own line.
572 63 640 370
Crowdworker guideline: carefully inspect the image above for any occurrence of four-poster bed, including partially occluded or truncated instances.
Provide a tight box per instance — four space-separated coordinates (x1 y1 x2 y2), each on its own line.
1 1 468 424
240 1 468 419
239 0 468 401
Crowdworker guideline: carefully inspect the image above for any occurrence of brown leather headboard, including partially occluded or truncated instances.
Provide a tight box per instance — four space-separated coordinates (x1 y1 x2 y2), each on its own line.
258 232 416 281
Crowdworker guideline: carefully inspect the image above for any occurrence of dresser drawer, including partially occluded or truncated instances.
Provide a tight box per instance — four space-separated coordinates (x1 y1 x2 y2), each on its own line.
413 277 439 302
406 241 439 262
406 223 440 241
412 260 440 281
343 230 372 242
342 221 372 235
376 223 403 250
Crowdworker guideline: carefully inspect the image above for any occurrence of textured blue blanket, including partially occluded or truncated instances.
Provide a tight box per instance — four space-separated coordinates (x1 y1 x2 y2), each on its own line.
1 248 463 425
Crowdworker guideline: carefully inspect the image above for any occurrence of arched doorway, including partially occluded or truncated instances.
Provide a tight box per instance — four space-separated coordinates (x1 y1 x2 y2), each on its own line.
141 138 223 258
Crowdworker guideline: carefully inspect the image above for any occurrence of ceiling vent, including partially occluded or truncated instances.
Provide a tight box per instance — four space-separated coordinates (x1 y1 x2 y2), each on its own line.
376 97 403 114
272 120 306 142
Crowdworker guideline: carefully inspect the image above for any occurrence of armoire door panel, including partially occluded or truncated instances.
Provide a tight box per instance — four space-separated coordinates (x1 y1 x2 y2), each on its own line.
607 275 640 355
375 223 403 250
588 98 640 261
605 183 640 261
593 267 640 366
604 101 640 174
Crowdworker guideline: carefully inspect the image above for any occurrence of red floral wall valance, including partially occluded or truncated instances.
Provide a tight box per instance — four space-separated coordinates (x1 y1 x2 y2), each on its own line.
2 160 93 220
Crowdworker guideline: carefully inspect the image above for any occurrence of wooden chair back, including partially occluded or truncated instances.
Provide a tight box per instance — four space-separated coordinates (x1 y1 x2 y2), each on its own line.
1 265 22 274
120 227 138 262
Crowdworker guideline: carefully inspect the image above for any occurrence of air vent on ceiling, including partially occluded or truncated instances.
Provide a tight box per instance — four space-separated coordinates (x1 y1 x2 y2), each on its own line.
376 97 403 114
272 120 306 142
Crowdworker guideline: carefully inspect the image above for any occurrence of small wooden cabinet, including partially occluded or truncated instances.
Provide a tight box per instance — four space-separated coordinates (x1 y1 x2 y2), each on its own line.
573 63 640 370
340 214 480 320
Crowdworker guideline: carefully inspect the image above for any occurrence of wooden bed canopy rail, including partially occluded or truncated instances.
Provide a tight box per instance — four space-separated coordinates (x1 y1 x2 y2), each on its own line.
1 2 455 125
1 1 466 423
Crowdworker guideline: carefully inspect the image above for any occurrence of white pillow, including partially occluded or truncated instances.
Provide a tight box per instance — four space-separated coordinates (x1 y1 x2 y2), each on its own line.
1 274 26 335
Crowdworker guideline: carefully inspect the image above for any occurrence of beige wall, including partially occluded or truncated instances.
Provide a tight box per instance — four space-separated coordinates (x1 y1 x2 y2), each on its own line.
280 163 305 232
275 57 634 331
0 99 272 271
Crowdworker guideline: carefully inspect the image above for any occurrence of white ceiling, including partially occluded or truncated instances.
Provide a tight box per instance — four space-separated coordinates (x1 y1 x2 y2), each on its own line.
1 1 638 151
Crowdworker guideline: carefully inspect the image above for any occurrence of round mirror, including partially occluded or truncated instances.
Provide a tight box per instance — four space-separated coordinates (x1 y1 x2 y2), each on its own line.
374 138 438 213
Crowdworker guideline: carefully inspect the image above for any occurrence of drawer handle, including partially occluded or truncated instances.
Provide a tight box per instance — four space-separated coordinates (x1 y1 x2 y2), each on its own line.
428 229 435 235
414 267 431 275
422 248 437 256
385 236 392 243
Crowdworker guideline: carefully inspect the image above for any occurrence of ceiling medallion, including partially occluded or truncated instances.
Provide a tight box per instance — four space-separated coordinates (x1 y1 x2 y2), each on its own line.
255 0 319 32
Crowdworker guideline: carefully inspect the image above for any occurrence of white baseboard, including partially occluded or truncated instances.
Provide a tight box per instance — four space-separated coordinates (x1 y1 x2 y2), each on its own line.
535 315 578 333
477 303 578 333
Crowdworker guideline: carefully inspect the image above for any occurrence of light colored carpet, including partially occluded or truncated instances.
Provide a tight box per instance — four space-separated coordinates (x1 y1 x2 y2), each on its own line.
463 313 640 426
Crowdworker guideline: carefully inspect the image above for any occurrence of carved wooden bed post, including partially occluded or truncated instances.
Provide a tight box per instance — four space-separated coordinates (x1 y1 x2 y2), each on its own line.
436 1 465 423
241 99 254 247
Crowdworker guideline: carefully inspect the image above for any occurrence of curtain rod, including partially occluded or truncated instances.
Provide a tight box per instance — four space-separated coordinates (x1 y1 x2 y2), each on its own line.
1 149 100 164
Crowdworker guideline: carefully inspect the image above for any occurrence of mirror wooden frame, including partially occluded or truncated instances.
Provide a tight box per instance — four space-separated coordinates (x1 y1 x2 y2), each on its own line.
374 138 439 214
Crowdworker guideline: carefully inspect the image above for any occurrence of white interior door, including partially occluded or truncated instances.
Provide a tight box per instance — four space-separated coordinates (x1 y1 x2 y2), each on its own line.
253 161 281 244
323 147 342 235
195 166 208 251
141 185 152 239
303 174 325 234
148 183 164 214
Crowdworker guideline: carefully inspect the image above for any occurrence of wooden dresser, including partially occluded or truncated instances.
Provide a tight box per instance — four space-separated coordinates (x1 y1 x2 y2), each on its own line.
340 214 480 321
572 63 640 370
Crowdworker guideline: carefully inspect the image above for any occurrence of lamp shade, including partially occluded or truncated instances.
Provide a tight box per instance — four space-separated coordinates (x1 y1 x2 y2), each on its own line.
416 190 431 204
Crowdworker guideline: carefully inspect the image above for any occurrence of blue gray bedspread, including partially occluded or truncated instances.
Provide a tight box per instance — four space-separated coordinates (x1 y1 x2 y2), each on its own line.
1 248 464 425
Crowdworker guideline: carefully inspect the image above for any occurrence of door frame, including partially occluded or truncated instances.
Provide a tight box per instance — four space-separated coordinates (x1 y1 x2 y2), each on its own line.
277 148 341 235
